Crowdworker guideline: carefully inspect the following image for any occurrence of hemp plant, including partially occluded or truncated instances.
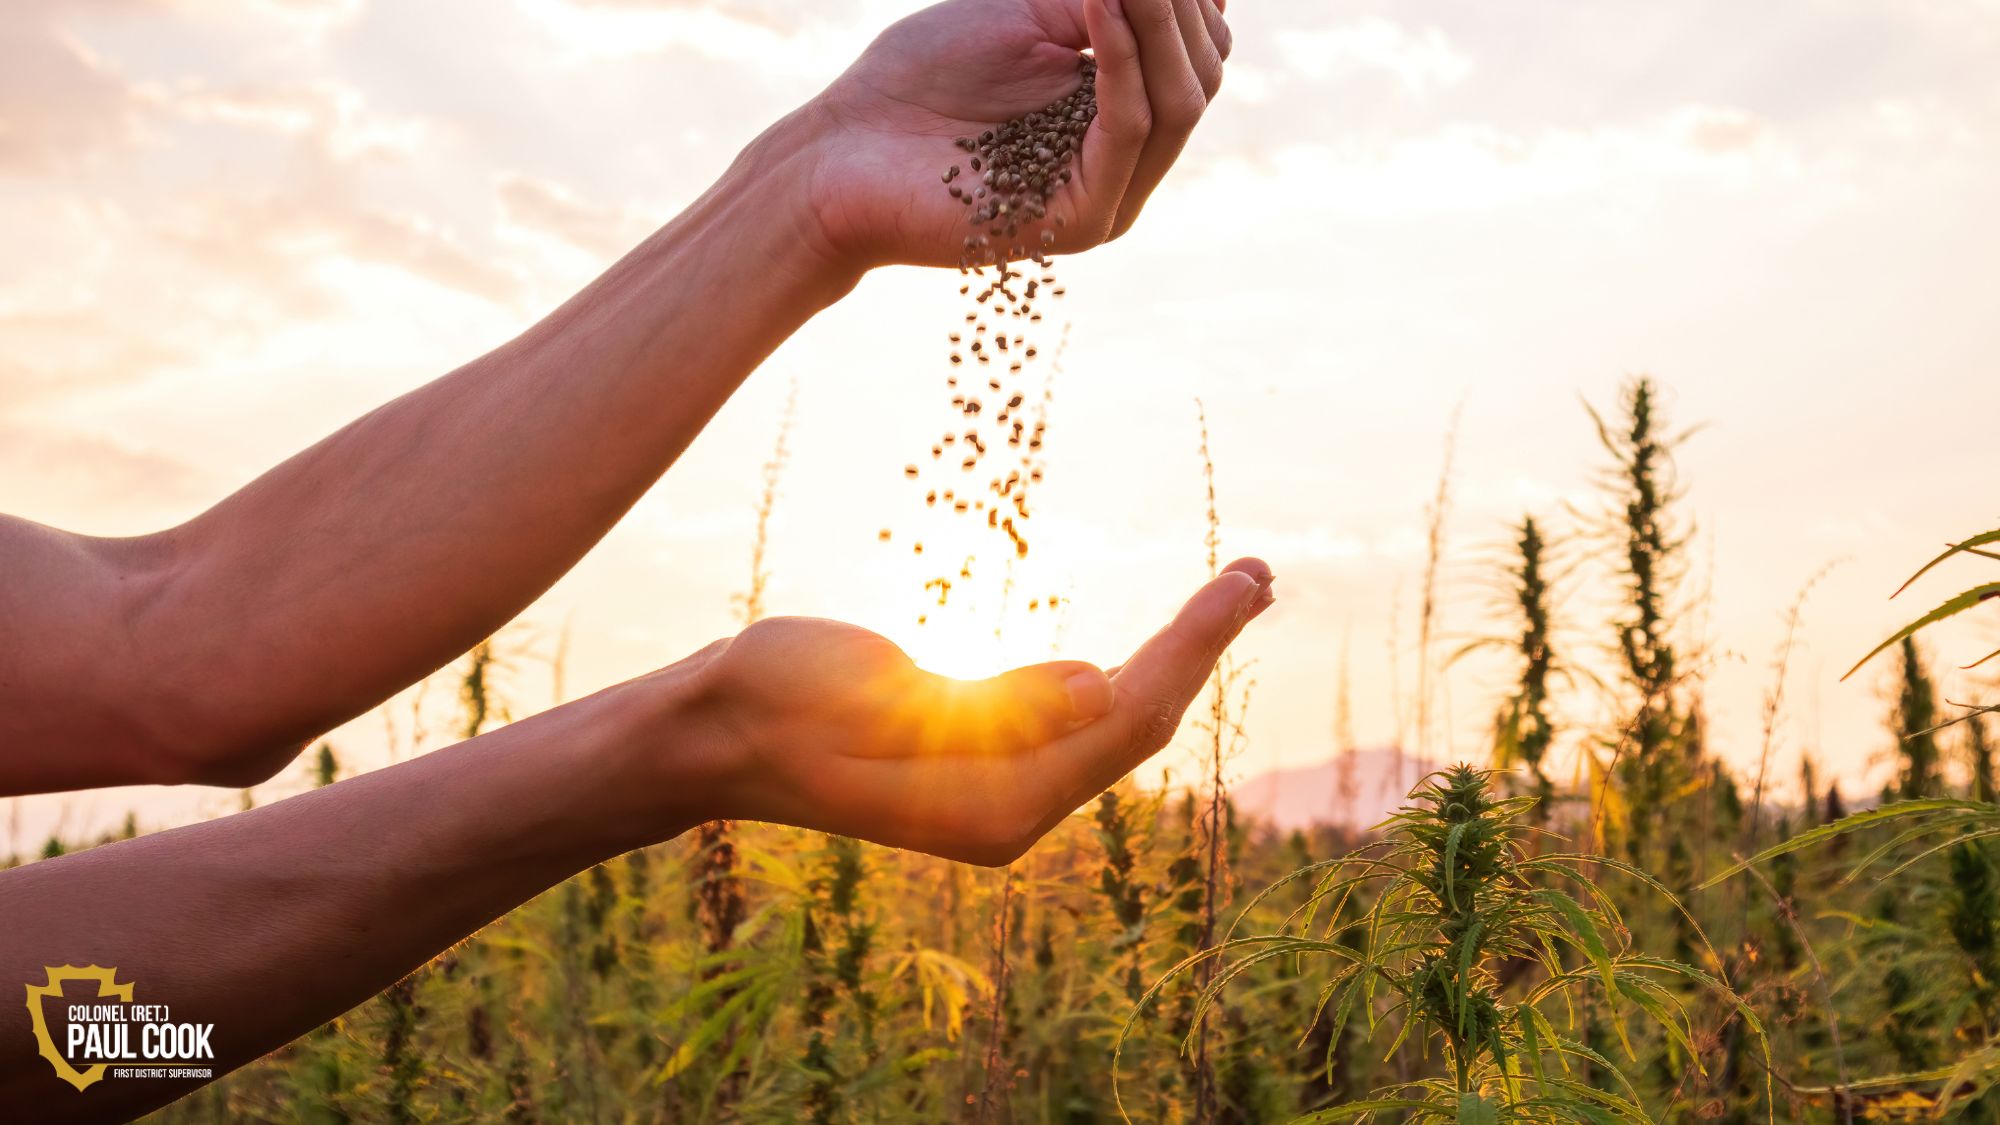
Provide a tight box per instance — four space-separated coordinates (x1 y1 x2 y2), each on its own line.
1122 766 1767 1122
1719 524 2000 881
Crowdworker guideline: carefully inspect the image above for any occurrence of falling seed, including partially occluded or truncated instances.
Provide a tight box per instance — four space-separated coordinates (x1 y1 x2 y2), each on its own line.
878 528 892 541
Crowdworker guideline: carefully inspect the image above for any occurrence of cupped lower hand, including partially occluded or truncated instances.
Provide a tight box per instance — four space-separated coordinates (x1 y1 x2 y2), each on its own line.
685 558 1273 866
802 0 1231 270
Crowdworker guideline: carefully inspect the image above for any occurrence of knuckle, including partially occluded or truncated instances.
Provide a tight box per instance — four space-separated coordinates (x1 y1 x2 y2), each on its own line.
1139 697 1185 751
1104 105 1153 143
1164 87 1207 128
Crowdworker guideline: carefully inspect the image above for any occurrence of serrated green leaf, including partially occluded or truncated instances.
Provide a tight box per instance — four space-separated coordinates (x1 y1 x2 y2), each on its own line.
1844 582 2000 680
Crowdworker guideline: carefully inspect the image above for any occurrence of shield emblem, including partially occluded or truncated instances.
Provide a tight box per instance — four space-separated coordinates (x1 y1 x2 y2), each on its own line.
24 965 133 1092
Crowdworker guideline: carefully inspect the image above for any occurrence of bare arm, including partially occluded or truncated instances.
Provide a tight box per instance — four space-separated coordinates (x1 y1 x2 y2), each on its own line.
0 122 846 794
0 562 1273 1122
0 0 1230 795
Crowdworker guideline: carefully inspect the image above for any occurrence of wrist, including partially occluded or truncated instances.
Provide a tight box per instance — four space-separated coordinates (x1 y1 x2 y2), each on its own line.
710 100 870 300
581 643 755 849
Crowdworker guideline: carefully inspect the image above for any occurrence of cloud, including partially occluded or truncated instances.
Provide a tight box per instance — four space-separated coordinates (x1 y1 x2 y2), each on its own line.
514 0 872 72
149 78 429 162
1167 106 1801 229
0 419 207 520
0 303 191 405
496 172 633 257
563 0 857 34
0 16 147 174
1278 18 1472 95
157 189 523 310
1674 105 1766 155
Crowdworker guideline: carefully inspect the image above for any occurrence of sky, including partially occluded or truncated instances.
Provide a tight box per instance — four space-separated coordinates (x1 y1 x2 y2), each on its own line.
3 0 1997 847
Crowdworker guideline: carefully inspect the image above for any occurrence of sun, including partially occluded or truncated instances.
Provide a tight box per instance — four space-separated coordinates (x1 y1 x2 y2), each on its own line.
873 515 1074 681
893 593 1068 681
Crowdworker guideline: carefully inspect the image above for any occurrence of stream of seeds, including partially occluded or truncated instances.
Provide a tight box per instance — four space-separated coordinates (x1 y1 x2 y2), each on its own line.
883 55 1097 628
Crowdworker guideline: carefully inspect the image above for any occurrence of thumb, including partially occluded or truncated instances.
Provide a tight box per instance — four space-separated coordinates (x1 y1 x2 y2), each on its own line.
1077 0 1147 237
974 660 1115 747
1021 558 1275 838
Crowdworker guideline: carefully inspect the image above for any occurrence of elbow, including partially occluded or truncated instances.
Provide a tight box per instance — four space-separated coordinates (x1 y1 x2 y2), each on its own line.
124 695 314 789
106 532 315 790
160 735 313 789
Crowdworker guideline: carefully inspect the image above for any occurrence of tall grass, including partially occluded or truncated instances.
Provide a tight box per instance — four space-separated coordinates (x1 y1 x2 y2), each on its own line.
1129 765 1766 1121
103 383 2000 1123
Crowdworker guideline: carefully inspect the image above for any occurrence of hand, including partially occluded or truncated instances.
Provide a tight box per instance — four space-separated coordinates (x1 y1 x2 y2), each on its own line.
683 558 1273 865
799 0 1231 270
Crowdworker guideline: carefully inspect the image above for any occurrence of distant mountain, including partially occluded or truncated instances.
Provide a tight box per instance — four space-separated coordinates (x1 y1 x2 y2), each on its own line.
1233 748 1444 832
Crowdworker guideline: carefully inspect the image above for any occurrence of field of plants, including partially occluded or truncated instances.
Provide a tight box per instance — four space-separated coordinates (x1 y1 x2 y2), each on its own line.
14 376 1998 1123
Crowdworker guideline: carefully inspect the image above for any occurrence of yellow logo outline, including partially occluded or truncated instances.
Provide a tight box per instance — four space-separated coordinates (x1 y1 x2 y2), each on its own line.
24 965 133 1092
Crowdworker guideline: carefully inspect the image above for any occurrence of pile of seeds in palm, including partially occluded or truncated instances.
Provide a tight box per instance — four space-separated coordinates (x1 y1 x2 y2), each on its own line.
882 55 1097 625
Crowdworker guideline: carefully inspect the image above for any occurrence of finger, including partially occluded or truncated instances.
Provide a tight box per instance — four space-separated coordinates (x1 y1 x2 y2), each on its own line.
1036 560 1274 809
1197 0 1232 66
1102 558 1272 678
1076 0 1149 244
1171 0 1224 99
1109 0 1211 239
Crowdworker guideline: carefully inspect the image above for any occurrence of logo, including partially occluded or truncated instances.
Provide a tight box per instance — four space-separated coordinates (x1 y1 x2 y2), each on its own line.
24 966 215 1092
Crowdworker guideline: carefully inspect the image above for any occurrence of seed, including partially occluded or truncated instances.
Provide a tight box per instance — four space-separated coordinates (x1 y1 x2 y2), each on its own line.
878 528 891 540
904 465 918 478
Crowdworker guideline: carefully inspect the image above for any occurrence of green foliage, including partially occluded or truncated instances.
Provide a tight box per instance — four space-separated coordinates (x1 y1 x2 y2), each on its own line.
1124 767 1767 1122
314 742 340 789
1494 516 1558 818
1893 638 1944 800
1846 526 2000 681
1587 376 1699 865
105 396 2000 1124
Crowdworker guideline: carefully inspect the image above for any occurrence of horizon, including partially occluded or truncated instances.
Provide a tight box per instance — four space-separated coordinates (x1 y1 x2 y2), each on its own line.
4 0 1998 848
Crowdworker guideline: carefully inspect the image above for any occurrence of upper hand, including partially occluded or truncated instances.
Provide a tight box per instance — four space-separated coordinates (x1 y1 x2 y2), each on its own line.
798 0 1231 271
681 558 1272 865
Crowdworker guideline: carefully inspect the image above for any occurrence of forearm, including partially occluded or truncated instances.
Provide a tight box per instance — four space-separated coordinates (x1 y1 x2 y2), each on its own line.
59 108 853 788
0 665 719 1121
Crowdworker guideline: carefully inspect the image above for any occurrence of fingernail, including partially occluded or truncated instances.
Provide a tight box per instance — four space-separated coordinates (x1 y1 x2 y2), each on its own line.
1227 575 1261 626
1066 671 1114 720
1104 0 1124 21
1252 575 1276 611
1246 580 1277 622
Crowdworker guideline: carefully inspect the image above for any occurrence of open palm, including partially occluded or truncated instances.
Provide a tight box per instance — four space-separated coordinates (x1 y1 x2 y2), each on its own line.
805 0 1231 269
695 558 1273 865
